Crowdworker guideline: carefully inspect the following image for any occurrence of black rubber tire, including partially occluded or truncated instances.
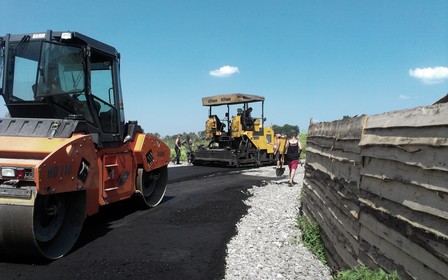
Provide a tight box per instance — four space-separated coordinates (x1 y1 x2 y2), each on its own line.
33 192 86 259
136 166 168 207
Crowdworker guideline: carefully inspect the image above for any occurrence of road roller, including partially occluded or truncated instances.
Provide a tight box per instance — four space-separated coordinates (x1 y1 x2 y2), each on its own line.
0 31 170 259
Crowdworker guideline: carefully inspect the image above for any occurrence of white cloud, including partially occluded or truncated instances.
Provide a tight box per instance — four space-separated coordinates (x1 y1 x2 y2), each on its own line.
209 65 240 78
399 94 410 100
409 66 448 84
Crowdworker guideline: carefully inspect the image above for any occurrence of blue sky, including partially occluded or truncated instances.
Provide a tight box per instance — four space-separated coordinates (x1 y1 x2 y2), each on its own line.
1 1 447 136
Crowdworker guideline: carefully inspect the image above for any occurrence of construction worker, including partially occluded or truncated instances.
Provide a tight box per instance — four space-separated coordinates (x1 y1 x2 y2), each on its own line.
174 134 182 164
282 131 302 186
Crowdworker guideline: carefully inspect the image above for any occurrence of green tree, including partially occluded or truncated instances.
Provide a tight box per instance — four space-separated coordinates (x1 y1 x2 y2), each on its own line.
148 132 161 138
162 132 208 162
198 130 206 139
272 124 300 136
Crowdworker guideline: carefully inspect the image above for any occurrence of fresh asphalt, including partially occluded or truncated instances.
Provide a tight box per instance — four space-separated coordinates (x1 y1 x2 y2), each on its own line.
0 164 267 280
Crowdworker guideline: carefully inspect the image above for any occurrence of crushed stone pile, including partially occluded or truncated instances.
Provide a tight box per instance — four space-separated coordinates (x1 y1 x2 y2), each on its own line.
224 165 332 280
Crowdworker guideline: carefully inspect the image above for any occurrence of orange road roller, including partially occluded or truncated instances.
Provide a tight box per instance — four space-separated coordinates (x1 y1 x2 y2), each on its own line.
0 31 170 259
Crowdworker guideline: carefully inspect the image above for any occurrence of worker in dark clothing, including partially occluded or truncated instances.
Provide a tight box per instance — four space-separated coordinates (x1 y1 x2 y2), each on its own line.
174 134 182 164
282 131 302 186
244 107 254 129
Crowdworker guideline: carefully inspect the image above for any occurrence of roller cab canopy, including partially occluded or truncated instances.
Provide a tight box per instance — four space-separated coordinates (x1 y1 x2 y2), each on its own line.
202 93 265 106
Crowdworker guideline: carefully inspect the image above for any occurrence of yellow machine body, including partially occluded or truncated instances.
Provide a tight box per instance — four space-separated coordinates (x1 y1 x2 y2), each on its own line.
193 93 281 167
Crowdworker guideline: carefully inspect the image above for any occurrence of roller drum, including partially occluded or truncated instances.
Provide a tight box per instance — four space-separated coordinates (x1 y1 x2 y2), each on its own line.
0 191 86 259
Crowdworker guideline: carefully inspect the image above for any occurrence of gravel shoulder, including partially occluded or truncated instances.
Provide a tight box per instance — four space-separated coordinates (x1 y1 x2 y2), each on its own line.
224 165 332 280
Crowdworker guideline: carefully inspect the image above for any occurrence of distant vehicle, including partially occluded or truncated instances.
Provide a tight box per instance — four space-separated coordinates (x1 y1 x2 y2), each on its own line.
191 93 283 167
0 31 170 259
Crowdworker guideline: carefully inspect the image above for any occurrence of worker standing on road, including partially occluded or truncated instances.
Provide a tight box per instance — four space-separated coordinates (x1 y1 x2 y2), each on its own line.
282 131 302 186
174 134 182 165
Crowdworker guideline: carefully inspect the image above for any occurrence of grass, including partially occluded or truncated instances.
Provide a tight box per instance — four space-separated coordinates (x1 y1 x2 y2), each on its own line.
296 214 400 280
334 266 400 280
296 214 327 265
299 131 307 160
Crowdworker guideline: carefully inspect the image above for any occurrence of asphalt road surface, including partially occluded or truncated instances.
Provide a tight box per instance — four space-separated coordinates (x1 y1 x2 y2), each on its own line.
0 165 269 280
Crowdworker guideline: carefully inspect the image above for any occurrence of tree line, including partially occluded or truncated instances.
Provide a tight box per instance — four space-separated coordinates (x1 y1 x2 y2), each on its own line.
148 124 306 160
149 124 301 143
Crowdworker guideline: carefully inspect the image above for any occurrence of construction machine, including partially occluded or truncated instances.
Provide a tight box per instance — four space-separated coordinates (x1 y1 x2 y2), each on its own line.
0 31 170 259
191 93 283 167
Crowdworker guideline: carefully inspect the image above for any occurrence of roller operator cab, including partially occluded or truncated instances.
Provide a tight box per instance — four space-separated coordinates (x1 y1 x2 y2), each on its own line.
192 93 285 167
0 31 170 259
